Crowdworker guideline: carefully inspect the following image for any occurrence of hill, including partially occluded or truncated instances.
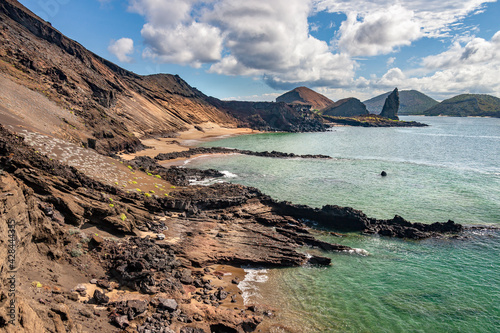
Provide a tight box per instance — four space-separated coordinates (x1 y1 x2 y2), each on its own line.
206 98 326 132
424 94 500 117
276 87 334 110
364 90 438 115
0 0 239 154
320 98 369 117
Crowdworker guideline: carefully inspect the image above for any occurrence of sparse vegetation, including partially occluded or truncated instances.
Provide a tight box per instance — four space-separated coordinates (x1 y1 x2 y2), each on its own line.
70 248 83 257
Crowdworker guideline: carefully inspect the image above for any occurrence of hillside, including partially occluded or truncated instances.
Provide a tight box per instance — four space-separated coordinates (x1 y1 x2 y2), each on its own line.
0 0 238 154
320 98 369 117
424 94 500 117
276 86 334 110
364 90 438 115
207 98 326 132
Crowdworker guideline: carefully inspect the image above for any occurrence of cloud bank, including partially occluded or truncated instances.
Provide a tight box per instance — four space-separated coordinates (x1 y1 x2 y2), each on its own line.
123 0 499 98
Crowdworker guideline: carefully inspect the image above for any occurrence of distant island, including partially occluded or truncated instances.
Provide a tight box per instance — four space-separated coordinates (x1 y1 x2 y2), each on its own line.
364 90 439 115
424 94 500 117
276 87 428 127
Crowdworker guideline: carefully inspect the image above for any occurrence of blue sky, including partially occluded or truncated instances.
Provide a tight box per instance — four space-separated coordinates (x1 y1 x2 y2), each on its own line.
18 0 500 102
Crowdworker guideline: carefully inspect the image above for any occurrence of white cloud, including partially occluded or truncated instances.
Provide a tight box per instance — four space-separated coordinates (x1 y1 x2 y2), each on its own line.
108 38 135 63
422 31 500 69
141 22 223 67
316 0 496 37
126 0 498 94
362 31 500 99
337 5 422 56
205 0 355 88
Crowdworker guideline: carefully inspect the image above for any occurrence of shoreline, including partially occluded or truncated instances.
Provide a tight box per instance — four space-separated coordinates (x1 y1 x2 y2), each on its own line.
0 123 472 333
119 123 259 162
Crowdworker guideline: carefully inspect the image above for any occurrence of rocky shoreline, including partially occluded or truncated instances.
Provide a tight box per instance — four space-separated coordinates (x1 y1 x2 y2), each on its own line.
323 114 429 127
0 124 465 332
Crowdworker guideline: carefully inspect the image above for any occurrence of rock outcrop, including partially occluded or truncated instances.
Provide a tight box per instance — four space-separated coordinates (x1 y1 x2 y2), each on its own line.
320 98 369 117
276 87 334 110
153 147 331 162
206 99 327 132
380 88 400 120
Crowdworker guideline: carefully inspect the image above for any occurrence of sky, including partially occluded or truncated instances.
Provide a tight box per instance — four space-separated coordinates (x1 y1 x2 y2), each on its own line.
18 0 500 102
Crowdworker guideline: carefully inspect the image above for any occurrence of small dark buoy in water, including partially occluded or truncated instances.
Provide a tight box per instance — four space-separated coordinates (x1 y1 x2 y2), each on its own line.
381 171 387 177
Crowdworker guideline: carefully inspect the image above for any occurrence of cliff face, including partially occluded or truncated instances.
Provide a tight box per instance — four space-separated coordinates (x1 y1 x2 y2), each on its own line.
206 98 327 132
380 88 400 120
320 98 369 117
0 0 238 154
424 94 500 117
276 87 334 110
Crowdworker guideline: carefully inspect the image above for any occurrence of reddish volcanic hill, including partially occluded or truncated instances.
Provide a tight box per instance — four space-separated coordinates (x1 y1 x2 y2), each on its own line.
276 87 334 110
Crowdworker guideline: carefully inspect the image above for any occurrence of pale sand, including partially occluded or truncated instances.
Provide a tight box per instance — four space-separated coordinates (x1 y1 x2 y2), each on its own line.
119 122 258 161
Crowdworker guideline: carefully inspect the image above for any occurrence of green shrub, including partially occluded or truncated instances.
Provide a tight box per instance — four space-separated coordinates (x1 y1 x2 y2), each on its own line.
120 213 127 221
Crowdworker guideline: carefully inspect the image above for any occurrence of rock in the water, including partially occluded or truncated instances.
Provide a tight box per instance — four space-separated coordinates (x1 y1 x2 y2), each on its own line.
380 88 400 120
381 171 387 177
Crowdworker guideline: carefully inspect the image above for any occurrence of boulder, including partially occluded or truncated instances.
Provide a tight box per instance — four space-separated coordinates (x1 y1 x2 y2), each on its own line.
92 290 109 305
158 298 178 312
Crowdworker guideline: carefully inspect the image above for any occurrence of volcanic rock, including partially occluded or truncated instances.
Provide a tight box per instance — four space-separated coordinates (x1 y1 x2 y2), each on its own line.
321 98 369 117
276 87 334 110
380 88 400 120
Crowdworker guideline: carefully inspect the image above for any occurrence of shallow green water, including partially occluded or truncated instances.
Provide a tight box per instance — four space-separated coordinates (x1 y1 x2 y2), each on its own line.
186 116 500 332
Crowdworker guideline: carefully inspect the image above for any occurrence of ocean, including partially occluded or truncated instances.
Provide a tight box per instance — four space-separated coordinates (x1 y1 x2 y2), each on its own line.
185 116 500 332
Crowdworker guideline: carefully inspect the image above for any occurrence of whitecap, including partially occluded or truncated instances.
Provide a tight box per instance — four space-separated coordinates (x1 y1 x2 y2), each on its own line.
238 267 269 305
345 248 370 256
221 170 238 178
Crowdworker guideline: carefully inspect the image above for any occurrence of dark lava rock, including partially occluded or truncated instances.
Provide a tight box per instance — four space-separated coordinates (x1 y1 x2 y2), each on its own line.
96 279 111 290
215 288 228 301
92 290 109 305
127 299 148 316
380 88 400 120
111 315 129 329
307 255 332 266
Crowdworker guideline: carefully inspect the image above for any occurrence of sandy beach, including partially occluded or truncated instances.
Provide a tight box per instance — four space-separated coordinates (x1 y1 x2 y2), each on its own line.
120 122 258 161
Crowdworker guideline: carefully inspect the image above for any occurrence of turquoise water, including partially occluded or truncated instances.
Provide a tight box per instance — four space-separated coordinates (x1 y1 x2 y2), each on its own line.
186 116 500 332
